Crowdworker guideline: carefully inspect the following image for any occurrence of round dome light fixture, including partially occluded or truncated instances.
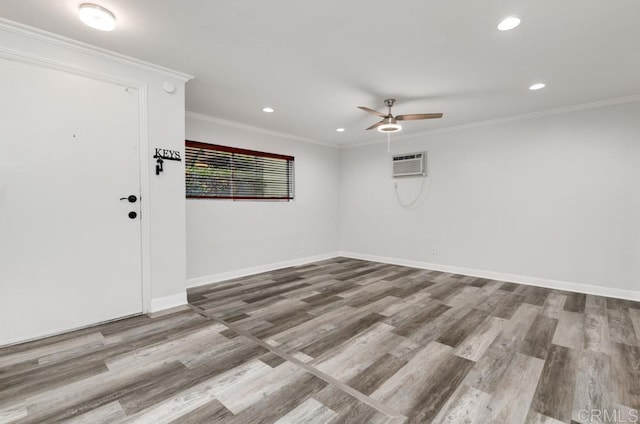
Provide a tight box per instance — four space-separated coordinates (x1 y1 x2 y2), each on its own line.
262 107 275 113
79 3 116 31
336 128 345 132
497 16 521 31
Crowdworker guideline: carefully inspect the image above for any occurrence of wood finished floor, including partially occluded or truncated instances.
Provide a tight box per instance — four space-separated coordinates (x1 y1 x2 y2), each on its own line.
1 258 639 423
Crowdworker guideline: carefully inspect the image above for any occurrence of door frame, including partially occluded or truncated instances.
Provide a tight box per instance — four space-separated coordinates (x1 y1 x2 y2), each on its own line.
0 47 152 314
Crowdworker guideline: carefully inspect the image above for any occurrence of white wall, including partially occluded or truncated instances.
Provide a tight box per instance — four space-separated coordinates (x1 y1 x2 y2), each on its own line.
5 22 636 315
185 114 340 283
0 21 191 312
340 100 640 295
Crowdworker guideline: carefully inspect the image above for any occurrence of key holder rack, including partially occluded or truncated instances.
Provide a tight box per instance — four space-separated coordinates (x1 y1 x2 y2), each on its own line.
153 148 182 175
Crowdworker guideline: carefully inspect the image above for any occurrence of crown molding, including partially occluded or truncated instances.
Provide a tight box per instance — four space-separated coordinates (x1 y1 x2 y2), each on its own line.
0 46 146 88
0 18 193 82
343 94 640 149
186 111 339 149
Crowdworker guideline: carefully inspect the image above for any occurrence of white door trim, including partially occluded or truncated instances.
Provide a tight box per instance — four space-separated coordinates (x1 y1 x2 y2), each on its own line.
0 47 152 314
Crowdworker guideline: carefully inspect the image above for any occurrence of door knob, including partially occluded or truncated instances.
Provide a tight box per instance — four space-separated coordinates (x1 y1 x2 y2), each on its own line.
120 195 137 203
128 211 137 219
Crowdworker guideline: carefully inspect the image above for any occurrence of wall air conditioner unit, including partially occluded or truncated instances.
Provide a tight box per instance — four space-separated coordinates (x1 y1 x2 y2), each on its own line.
392 152 427 177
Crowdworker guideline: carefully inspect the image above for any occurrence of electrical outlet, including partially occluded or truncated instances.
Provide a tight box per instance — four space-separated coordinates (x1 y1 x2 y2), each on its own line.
431 247 437 255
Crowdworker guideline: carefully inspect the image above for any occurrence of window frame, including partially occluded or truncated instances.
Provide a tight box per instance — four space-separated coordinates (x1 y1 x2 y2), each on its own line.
185 140 295 201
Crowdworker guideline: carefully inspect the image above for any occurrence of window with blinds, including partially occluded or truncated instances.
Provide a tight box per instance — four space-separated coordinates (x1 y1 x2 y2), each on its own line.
185 141 295 200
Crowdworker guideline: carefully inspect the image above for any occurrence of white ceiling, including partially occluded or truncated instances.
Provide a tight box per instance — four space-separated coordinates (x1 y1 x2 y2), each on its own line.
1 0 639 146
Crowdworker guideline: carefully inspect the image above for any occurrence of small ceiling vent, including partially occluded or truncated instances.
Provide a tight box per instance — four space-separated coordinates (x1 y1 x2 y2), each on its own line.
392 152 426 177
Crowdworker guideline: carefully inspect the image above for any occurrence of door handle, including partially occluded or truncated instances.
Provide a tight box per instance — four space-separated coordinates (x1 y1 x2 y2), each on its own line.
120 195 138 203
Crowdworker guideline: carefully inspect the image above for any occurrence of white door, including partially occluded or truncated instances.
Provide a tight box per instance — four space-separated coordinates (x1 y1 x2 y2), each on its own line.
0 59 143 346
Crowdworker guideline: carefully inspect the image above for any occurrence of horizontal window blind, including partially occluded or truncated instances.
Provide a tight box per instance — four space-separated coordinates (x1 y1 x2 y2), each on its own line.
185 141 295 200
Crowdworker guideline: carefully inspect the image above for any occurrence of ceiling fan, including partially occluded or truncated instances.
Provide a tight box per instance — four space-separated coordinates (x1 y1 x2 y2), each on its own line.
358 99 443 133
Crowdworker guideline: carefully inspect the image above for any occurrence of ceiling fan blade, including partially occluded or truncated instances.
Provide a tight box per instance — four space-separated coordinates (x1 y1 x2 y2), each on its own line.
358 106 386 118
395 113 443 121
366 120 384 130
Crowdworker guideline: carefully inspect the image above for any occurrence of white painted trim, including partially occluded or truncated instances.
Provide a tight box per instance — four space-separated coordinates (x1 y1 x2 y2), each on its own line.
338 251 640 302
187 252 341 288
343 94 640 149
150 292 188 313
0 46 144 88
0 313 141 348
0 18 193 82
137 85 153 314
186 111 338 149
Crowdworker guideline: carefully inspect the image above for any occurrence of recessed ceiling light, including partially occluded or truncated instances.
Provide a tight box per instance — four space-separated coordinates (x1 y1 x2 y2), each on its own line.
262 107 275 113
529 83 546 90
78 3 116 31
336 128 345 132
497 16 521 31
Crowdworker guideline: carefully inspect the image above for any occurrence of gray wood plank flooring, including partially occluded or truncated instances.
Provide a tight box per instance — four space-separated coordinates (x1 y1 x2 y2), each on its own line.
1 257 639 423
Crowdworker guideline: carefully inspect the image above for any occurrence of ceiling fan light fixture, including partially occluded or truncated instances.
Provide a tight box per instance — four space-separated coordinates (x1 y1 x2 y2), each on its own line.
360 99 441 132
78 3 116 31
378 123 402 133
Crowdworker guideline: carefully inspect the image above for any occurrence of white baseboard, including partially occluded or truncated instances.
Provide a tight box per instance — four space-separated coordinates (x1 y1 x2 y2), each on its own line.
0 312 142 348
184 250 639 302
187 252 341 288
339 251 640 302
150 292 188 313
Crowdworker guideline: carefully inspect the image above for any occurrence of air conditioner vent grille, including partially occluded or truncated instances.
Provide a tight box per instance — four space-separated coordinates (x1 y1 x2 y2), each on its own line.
392 152 426 177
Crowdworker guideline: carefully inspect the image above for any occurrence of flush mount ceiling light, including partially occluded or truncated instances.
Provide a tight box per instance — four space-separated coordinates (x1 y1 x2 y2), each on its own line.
262 107 275 113
78 3 116 31
497 16 521 31
529 83 546 90
336 128 345 132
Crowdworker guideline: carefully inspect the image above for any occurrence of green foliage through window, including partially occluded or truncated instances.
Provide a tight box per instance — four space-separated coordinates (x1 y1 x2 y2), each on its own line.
185 141 294 200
